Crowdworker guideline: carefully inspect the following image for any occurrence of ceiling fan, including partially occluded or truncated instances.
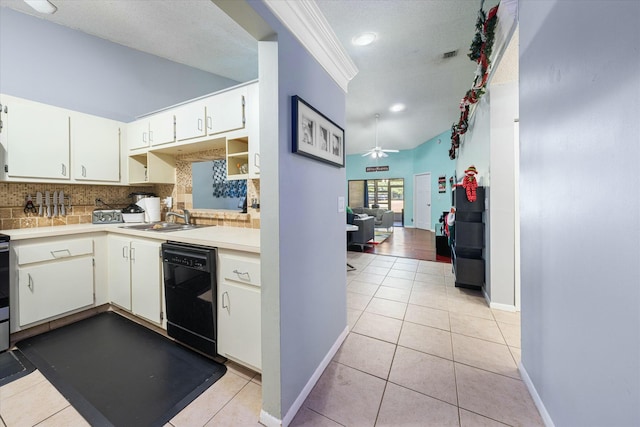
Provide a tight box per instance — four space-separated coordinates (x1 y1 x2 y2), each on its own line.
362 114 399 158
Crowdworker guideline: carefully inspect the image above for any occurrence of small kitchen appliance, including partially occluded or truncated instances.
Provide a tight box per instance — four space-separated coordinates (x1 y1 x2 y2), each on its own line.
121 204 145 223
92 209 124 224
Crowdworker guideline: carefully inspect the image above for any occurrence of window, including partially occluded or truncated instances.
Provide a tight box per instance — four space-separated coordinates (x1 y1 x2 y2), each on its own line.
349 178 404 213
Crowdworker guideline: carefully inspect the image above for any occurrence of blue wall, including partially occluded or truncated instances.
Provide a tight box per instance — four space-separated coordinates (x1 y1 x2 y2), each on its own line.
346 129 454 229
0 8 239 122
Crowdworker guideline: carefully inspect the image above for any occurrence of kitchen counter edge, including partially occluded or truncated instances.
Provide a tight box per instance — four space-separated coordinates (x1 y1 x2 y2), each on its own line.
0 224 260 254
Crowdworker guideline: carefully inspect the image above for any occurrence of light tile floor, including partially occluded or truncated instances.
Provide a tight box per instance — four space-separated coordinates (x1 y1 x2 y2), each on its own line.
0 253 542 427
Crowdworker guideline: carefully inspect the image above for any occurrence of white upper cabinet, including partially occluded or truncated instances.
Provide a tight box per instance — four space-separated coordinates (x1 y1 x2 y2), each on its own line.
128 111 175 150
72 112 121 182
2 95 70 180
205 86 246 136
175 101 206 142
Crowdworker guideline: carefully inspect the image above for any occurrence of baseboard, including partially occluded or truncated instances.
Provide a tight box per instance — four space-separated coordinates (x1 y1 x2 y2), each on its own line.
519 362 555 427
263 325 349 427
259 409 282 427
490 301 517 312
482 289 518 312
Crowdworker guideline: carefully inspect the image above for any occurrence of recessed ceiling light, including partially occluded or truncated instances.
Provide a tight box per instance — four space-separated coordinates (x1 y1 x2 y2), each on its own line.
352 32 377 46
24 0 57 14
389 103 406 112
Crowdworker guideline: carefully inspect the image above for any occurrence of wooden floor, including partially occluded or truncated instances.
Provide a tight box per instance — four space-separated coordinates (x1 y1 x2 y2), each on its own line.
350 226 447 261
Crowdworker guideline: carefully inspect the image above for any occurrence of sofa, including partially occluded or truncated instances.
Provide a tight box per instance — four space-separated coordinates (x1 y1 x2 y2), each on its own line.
351 207 394 231
348 216 374 251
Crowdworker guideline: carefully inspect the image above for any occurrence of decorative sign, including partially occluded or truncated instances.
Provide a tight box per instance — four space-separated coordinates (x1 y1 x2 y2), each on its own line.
366 166 389 172
438 175 446 193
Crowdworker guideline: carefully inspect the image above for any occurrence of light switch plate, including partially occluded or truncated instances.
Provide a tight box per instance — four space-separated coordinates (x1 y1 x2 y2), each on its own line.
338 196 345 213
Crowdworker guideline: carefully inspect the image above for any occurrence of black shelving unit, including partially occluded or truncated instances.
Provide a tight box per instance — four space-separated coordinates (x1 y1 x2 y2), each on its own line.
451 186 485 289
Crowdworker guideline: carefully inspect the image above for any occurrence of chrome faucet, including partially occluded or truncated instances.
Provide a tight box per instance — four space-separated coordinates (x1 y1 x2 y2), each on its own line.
166 209 191 225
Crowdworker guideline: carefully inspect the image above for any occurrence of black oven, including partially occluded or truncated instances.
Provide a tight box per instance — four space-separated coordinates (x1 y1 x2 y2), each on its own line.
161 242 217 358
0 233 10 352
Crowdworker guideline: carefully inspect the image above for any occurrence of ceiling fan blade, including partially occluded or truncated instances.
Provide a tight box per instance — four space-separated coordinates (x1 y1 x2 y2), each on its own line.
382 149 399 153
361 152 372 157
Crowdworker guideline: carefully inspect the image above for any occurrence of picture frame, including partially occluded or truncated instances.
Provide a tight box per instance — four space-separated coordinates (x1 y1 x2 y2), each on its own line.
292 95 345 168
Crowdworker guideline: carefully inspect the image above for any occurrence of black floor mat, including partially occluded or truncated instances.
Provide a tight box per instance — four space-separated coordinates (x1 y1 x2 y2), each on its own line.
0 349 35 386
17 312 226 427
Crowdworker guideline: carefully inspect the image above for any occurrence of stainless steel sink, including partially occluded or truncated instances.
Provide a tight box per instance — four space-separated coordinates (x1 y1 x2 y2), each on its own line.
119 222 212 232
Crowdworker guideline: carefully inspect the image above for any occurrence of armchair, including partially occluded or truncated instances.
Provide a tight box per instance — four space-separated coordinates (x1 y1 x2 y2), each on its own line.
348 216 374 251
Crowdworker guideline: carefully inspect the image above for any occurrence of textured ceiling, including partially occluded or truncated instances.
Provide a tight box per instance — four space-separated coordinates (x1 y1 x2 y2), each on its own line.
0 0 501 155
0 0 259 82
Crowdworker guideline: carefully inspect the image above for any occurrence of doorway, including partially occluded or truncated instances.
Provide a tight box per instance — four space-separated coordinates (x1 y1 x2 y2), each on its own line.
348 179 405 225
413 173 432 230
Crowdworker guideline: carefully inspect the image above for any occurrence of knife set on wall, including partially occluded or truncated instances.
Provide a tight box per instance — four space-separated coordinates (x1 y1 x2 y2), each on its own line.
24 191 72 217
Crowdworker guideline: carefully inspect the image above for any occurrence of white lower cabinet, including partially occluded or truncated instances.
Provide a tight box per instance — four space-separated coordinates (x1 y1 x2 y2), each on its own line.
217 250 261 371
108 236 163 324
15 237 94 327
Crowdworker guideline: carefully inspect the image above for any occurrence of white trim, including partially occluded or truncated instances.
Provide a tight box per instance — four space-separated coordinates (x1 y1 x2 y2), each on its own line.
259 409 283 427
483 286 518 312
519 362 556 427
490 301 517 312
263 0 358 93
278 325 349 426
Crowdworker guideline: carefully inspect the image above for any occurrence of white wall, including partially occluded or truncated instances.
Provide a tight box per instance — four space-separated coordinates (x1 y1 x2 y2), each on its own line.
520 1 640 425
488 80 518 308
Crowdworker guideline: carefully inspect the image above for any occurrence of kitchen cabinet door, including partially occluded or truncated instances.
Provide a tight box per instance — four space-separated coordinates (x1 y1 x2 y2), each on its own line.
4 95 70 180
148 111 175 147
128 111 174 150
72 113 121 182
175 101 206 142
130 239 162 324
218 281 261 370
205 87 246 136
127 119 150 151
107 235 132 310
18 257 94 327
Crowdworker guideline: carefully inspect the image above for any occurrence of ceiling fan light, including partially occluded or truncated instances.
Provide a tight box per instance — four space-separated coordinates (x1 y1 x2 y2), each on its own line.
24 0 57 14
390 103 406 112
352 32 377 46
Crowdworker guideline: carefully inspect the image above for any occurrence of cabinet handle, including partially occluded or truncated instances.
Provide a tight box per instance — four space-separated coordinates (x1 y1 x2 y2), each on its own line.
254 153 260 169
197 118 203 131
50 249 71 258
222 291 230 314
61 163 67 176
122 246 128 259
207 116 212 130
130 247 135 262
27 273 34 291
143 131 148 143
81 165 87 177
232 269 250 281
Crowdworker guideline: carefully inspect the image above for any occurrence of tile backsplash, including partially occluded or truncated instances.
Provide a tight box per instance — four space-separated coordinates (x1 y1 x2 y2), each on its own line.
0 174 260 231
0 183 152 230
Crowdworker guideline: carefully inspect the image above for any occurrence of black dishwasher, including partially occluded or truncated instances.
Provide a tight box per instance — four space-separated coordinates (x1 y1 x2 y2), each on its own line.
0 234 9 352
162 242 218 358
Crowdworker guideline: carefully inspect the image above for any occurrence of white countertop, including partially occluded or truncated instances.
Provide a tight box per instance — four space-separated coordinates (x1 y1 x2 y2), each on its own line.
2 223 260 253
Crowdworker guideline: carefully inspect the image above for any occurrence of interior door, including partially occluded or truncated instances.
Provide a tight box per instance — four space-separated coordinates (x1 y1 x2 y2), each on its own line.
414 173 431 230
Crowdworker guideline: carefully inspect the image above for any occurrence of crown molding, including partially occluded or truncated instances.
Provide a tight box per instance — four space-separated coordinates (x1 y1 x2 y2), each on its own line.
263 0 358 93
